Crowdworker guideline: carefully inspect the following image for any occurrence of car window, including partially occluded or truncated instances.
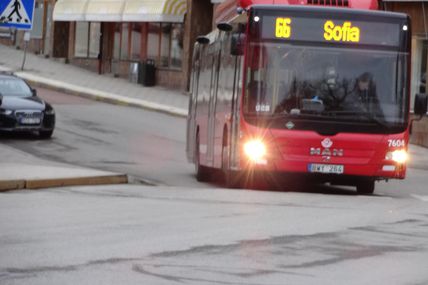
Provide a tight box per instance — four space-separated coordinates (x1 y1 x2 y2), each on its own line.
0 78 32 97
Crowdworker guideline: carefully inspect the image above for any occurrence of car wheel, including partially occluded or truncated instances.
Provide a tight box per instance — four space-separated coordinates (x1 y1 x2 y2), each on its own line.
39 130 53 139
356 180 375 195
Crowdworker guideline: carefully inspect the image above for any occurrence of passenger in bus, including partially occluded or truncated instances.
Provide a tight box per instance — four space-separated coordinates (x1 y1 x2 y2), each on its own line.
313 65 348 111
352 72 383 115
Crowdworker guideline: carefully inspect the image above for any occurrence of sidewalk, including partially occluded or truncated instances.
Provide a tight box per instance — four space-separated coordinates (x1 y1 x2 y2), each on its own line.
0 44 188 117
0 143 127 192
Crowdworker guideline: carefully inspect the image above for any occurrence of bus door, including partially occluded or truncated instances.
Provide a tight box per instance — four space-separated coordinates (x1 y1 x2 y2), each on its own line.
186 44 201 161
207 44 222 165
230 53 244 169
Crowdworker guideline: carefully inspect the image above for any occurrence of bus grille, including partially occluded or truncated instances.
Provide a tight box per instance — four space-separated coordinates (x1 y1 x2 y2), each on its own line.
307 0 350 7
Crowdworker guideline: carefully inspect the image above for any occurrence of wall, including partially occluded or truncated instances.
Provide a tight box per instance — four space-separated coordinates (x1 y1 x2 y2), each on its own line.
411 117 428 147
185 0 215 90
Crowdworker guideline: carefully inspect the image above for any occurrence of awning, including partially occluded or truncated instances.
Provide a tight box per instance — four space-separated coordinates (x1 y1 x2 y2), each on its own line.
85 0 127 22
122 0 187 22
53 0 89 21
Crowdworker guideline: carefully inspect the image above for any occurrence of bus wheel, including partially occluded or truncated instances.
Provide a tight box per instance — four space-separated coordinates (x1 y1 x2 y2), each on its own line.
195 134 210 182
222 145 241 188
356 180 375 195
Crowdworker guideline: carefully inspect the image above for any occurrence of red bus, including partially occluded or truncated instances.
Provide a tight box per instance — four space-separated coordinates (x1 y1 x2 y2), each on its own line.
186 0 428 194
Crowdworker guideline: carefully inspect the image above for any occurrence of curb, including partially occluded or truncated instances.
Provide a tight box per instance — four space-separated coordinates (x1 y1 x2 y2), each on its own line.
14 72 188 118
0 174 128 192
0 180 26 191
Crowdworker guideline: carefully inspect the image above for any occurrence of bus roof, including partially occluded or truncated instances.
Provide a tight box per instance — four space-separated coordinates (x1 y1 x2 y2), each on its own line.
238 0 378 10
249 4 408 20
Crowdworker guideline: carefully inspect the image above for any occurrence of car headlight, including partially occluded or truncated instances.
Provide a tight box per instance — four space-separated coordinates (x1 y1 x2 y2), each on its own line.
243 139 267 164
0 109 13 115
45 109 55 115
385 149 408 164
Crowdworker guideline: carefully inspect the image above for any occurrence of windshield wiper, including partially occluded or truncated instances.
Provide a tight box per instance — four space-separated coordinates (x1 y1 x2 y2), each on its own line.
323 110 390 129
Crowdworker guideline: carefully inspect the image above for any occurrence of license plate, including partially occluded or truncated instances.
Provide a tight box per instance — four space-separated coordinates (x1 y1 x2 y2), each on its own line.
308 164 344 174
20 118 41 125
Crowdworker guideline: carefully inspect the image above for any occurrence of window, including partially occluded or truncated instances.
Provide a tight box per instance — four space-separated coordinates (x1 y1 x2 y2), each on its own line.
74 22 89 57
113 23 121 60
131 23 142 60
411 38 428 107
74 22 100 58
160 24 171 67
89 22 101 58
121 23 130 60
147 23 160 62
147 23 184 69
170 23 184 69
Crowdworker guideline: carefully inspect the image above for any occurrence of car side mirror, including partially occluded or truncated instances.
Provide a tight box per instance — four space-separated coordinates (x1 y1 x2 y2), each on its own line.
231 33 246 56
414 93 428 117
31 88 37 97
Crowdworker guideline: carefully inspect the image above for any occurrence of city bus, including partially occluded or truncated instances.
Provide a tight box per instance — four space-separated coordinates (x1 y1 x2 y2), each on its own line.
186 0 428 194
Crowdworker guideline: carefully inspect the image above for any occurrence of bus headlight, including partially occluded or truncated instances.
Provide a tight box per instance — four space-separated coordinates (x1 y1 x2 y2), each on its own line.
243 139 267 163
386 149 408 164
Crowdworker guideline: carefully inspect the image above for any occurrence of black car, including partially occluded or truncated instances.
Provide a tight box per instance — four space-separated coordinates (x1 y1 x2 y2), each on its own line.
0 73 55 138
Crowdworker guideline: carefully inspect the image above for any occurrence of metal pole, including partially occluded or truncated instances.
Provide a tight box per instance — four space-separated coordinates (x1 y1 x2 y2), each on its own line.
21 41 28 71
21 31 30 71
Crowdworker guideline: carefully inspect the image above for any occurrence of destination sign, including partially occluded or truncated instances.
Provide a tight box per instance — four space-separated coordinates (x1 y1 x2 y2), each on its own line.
261 16 402 47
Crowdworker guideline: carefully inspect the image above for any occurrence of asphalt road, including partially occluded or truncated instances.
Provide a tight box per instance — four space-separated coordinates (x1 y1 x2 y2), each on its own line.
1 184 428 285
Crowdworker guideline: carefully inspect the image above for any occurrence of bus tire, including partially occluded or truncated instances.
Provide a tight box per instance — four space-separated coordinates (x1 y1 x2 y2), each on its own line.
195 133 210 182
222 144 241 188
356 180 375 195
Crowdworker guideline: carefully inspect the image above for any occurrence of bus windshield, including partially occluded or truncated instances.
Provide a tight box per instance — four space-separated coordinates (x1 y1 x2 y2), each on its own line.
243 42 408 131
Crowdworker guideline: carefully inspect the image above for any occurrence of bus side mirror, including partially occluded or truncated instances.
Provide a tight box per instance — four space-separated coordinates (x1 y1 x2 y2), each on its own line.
414 93 428 117
196 36 209 45
217 22 233 32
231 33 246 56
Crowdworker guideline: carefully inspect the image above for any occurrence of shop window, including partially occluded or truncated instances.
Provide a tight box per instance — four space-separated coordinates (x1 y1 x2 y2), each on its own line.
131 23 142 60
170 23 183 69
121 23 130 60
160 24 171 67
74 22 89 57
147 23 160 62
147 23 184 69
74 22 100 58
89 22 101 58
113 23 121 60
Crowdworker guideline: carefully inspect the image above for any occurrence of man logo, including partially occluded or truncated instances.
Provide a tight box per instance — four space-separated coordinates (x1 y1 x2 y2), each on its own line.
321 138 333 148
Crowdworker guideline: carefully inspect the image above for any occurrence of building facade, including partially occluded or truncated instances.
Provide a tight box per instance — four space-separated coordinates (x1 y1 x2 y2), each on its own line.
381 0 428 146
50 0 220 90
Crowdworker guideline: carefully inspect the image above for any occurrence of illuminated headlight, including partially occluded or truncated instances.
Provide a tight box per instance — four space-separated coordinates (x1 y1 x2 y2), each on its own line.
0 109 13 115
385 150 408 164
243 139 267 163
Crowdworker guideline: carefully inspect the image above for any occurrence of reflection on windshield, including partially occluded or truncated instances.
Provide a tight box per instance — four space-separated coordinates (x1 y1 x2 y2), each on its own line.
0 79 32 97
243 43 407 126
